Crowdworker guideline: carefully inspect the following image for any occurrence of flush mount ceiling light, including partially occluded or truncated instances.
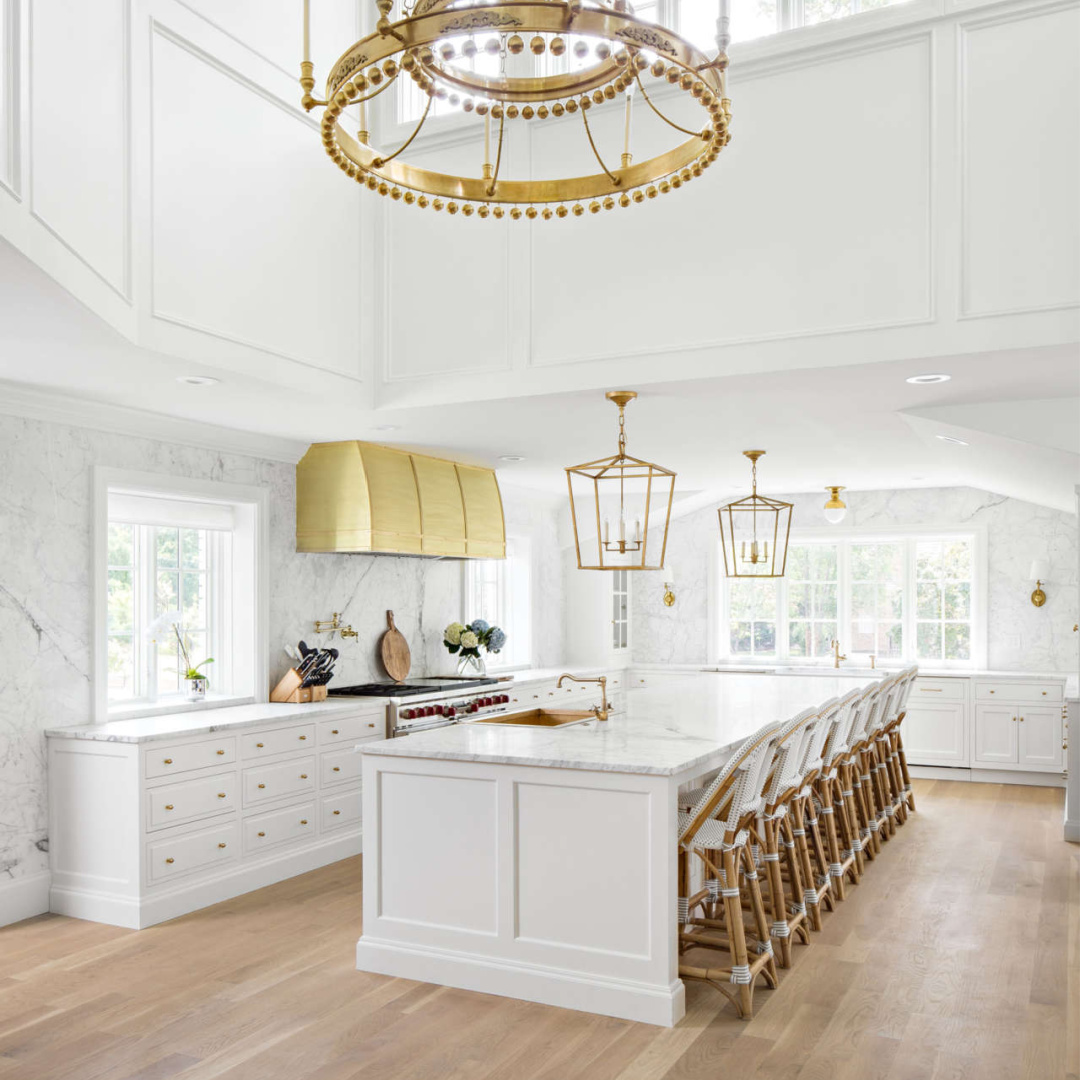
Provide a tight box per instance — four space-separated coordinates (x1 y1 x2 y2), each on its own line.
373 424 401 431
719 450 792 578
499 455 526 462
906 373 951 385
299 0 734 219
823 485 847 524
935 434 969 446
566 391 675 570
176 375 219 386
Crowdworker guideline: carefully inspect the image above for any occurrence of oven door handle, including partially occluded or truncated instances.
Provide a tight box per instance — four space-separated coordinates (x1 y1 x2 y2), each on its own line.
394 718 456 736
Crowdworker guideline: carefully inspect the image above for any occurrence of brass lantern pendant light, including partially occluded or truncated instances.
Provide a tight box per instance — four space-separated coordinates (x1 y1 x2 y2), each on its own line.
566 391 675 571
719 450 793 578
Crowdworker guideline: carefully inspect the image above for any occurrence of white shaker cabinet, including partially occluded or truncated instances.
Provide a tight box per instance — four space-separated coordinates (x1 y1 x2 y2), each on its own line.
1018 706 1065 770
973 704 1019 765
902 702 969 766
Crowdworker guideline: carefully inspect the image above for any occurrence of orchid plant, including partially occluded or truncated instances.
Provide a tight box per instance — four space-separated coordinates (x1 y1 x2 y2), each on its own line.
146 610 215 683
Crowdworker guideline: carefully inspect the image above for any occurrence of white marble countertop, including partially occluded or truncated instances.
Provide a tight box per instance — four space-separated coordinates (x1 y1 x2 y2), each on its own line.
361 672 878 777
45 699 379 743
683 663 1074 681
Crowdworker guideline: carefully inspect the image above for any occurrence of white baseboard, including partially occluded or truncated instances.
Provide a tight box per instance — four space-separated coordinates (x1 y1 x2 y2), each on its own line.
909 765 1066 788
51 831 361 929
1065 820 1079 843
0 871 52 928
356 936 685 1028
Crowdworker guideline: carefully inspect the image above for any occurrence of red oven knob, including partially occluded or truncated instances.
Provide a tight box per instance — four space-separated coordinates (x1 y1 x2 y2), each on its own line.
433 704 444 716
400 709 413 720
445 706 456 718
470 702 479 713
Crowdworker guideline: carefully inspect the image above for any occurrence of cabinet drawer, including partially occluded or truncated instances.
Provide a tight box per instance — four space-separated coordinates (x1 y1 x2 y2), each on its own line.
148 821 238 882
976 681 1063 704
912 678 966 701
319 714 383 745
244 801 316 854
148 773 237 830
321 747 362 786
321 789 362 831
240 724 315 759
244 757 316 806
146 737 236 779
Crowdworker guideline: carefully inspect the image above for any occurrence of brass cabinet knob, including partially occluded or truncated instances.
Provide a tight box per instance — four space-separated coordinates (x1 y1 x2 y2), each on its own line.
1042 691 1047 695
165 857 174 864
256 742 264 748
333 810 341 815
331 729 340 735
1019 716 1025 722
989 690 995 694
217 749 225 755
300 819 308 825
218 792 227 798
165 804 174 810
218 842 227 849
333 766 340 772
258 831 265 837
367 723 375 728
300 774 308 779
299 735 307 740
258 783 266 789
164 758 173 764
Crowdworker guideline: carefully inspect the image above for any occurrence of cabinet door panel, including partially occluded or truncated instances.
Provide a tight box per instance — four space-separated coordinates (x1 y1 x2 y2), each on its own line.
974 705 1018 765
1018 706 1063 770
901 704 967 766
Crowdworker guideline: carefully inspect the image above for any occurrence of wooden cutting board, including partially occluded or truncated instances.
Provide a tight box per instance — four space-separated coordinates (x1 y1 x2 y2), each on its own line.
380 610 411 683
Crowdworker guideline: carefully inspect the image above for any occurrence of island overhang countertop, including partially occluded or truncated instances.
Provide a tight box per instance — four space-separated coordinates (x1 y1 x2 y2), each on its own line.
361 672 879 776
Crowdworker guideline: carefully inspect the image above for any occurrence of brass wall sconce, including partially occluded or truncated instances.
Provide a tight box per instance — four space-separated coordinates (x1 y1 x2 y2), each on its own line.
1029 561 1048 607
662 576 676 607
314 612 358 639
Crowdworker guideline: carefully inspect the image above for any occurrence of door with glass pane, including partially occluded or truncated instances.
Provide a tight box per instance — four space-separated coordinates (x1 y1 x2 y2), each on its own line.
612 570 630 654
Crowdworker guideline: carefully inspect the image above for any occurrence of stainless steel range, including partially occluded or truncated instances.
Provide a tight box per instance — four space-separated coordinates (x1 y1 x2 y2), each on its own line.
330 678 513 737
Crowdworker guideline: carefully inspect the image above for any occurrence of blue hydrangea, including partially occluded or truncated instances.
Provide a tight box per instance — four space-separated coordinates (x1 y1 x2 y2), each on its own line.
469 619 490 634
487 627 506 652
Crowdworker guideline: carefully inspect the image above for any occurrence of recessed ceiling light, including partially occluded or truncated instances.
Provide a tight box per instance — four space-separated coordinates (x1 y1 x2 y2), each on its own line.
176 375 219 387
906 373 951 385
935 434 969 446
499 455 526 463
373 424 400 432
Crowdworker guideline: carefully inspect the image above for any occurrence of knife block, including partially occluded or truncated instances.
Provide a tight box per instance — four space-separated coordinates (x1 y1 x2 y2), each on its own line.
270 669 328 704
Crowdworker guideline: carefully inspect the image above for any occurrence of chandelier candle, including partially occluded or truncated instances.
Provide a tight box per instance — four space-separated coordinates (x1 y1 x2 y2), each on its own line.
298 0 734 219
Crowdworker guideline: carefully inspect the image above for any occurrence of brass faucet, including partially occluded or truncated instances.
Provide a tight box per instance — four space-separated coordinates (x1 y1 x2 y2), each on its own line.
557 674 612 721
830 639 847 669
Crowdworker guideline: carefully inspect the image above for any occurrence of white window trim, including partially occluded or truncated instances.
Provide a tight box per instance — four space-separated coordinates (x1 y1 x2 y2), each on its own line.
460 538 534 671
709 523 988 670
93 467 269 722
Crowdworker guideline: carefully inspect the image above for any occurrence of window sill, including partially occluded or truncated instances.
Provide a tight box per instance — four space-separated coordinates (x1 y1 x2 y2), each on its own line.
107 694 257 722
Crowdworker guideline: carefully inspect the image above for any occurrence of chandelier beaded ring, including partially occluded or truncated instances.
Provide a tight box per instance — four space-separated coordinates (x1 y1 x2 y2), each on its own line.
299 0 733 217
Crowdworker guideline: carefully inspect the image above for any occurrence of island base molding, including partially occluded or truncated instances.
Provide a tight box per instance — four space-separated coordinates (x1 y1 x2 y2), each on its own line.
908 765 1065 787
356 938 686 1027
50 831 361 930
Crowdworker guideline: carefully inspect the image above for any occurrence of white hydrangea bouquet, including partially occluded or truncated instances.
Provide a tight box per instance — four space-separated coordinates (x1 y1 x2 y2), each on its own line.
444 619 506 676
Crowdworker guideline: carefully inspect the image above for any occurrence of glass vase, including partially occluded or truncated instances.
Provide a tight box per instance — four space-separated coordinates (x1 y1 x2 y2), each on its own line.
457 653 486 678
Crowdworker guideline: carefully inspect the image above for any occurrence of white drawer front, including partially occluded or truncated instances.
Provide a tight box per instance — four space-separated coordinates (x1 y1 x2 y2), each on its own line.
240 724 315 759
244 756 316 806
146 737 236 779
912 678 966 701
148 821 238 882
976 681 1063 704
319 713 384 745
321 789 362 831
321 747 362 787
148 773 237 830
244 801 317 854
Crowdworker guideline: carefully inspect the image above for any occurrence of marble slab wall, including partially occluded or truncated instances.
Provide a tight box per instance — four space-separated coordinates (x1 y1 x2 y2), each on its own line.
0 412 563 893
632 486 1079 672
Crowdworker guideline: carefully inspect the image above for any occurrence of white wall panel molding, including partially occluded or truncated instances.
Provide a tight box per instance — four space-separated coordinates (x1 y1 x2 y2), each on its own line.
0 0 20 200
146 21 365 386
27 0 132 302
957 0 1080 319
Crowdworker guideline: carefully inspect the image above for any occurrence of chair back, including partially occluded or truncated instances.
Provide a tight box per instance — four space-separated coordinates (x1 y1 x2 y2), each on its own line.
763 707 819 808
822 689 861 768
804 694 847 780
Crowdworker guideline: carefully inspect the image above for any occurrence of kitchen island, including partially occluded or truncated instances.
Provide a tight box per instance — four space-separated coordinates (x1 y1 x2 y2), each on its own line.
356 672 876 1026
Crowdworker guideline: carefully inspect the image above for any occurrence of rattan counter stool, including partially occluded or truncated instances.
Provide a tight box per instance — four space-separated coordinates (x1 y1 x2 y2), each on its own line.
883 666 919 819
677 722 783 1019
838 683 884 863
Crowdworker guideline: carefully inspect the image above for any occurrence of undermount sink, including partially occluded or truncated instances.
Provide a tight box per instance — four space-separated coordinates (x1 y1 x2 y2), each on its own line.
471 708 595 729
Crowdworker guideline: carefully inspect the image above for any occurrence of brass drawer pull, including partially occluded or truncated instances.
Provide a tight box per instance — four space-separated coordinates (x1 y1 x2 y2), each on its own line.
164 758 173 764
165 804 174 810
217 792 226 798
256 742 265 748
299 735 307 741
216 749 225 755
300 773 308 779
331 729 340 735
258 783 266 789
257 831 265 837
367 723 375 728
920 688 942 692
218 842 227 849
333 766 341 772
333 810 341 816
1042 691 1048 696
300 819 308 825
165 857 174 864
989 690 995 694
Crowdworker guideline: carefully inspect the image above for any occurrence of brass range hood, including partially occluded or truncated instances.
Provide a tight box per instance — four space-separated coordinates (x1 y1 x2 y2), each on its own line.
296 441 505 558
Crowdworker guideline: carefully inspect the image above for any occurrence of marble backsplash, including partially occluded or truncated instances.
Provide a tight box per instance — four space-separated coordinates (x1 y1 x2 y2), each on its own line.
633 486 1079 673
0 413 563 890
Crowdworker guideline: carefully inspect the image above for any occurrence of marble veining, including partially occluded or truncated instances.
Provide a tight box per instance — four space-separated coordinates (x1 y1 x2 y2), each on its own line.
364 672 877 776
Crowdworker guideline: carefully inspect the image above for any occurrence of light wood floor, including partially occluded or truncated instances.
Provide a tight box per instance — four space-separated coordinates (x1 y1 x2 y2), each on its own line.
2 779 1077 1080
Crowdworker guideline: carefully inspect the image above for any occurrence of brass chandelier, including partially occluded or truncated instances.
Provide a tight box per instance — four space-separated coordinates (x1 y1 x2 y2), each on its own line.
299 0 733 218
566 391 675 570
719 450 793 579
